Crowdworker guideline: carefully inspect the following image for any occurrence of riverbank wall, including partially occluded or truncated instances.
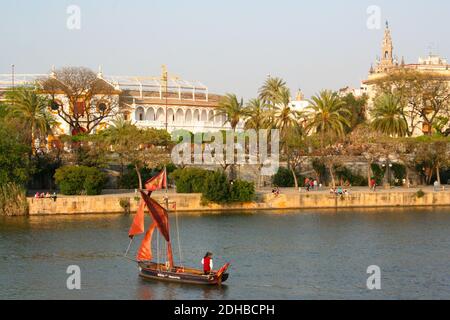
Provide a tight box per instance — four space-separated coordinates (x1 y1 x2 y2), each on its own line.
26 189 450 215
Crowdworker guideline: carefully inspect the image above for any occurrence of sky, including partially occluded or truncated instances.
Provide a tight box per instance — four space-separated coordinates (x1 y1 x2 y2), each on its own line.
0 0 449 99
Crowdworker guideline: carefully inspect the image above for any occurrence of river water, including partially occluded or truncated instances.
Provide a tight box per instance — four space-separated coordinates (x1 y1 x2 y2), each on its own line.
0 208 449 300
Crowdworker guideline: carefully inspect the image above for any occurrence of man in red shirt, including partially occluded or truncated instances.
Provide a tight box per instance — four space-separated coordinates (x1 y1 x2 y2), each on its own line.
202 252 213 275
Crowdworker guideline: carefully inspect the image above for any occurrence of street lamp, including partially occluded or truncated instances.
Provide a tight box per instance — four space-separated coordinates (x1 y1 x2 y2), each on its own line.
381 160 393 187
11 64 15 90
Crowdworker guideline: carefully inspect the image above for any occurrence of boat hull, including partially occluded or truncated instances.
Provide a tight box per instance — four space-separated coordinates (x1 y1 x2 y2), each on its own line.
138 262 229 285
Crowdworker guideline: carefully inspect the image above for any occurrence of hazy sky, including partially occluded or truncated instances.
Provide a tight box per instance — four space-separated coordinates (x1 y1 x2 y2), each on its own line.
1 0 449 99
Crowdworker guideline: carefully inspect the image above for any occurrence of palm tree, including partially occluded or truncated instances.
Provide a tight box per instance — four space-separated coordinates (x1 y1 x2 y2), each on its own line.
5 87 53 154
216 93 246 132
269 87 304 188
215 93 247 180
243 98 271 188
258 76 287 106
271 87 302 142
306 90 351 147
370 93 407 137
244 98 269 131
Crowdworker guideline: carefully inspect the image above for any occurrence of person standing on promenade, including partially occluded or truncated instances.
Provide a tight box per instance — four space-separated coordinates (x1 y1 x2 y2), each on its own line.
370 178 377 192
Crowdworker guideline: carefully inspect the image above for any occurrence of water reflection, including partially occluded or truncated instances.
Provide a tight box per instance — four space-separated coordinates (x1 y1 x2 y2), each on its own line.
1 208 450 299
134 277 228 300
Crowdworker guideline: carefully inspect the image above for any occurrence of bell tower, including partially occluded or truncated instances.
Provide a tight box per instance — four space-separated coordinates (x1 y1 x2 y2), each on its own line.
375 21 395 73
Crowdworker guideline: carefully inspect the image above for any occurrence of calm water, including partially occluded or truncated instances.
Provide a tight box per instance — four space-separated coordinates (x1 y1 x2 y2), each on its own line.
0 208 449 300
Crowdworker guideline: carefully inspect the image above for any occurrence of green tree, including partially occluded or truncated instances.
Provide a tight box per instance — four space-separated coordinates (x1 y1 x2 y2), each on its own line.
371 93 408 137
5 87 54 155
244 98 269 131
100 121 172 189
258 76 287 107
342 93 368 131
306 90 350 147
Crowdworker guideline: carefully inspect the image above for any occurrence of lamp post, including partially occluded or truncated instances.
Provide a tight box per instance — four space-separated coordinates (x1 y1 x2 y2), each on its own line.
382 160 393 187
11 64 15 90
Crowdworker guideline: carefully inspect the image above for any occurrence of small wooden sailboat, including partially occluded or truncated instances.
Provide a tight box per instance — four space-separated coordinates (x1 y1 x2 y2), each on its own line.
125 168 230 285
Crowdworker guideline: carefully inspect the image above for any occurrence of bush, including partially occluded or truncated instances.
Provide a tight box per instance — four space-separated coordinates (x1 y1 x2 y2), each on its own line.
202 171 255 204
54 166 106 195
202 171 230 203
272 167 295 187
84 171 107 195
119 198 131 214
170 167 212 193
171 168 255 204
416 189 425 198
272 167 304 187
118 166 155 189
230 180 255 202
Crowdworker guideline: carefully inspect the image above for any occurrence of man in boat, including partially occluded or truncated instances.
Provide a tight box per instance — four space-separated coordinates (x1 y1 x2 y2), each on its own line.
202 252 213 275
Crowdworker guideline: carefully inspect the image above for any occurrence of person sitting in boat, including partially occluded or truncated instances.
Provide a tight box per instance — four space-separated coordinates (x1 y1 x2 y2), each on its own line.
202 252 213 275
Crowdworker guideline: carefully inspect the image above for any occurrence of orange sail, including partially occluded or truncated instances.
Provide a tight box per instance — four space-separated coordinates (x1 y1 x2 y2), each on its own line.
128 169 167 238
140 190 174 268
136 221 157 261
128 199 146 238
140 191 170 241
145 168 167 191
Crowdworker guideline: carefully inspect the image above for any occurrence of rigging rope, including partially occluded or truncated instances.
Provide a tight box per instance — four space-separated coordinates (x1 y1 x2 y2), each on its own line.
124 238 133 257
175 207 184 268
156 229 160 270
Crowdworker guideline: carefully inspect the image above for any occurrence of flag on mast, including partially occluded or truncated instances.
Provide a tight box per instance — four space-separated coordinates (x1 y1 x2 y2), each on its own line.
145 169 167 191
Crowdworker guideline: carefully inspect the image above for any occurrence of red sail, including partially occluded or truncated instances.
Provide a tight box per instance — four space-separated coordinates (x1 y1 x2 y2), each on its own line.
140 190 174 268
128 169 166 238
140 191 170 241
136 221 157 261
128 199 145 238
145 169 167 191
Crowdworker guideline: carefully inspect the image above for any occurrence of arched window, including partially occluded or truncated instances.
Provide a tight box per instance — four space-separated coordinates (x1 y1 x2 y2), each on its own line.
208 110 215 123
135 107 145 121
193 109 200 122
167 108 174 123
145 108 155 121
185 110 192 123
201 110 207 122
176 109 184 123
156 108 165 122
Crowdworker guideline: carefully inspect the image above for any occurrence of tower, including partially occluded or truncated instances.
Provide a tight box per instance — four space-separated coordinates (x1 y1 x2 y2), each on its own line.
375 21 395 73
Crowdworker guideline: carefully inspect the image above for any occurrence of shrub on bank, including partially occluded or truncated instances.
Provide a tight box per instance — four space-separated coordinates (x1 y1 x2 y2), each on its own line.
170 167 211 193
202 171 230 203
272 167 295 187
54 166 106 195
171 168 255 203
272 167 304 187
229 179 255 202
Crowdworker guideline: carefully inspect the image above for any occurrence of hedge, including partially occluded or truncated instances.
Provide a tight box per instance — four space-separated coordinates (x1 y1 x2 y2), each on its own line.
171 168 255 204
54 166 106 195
